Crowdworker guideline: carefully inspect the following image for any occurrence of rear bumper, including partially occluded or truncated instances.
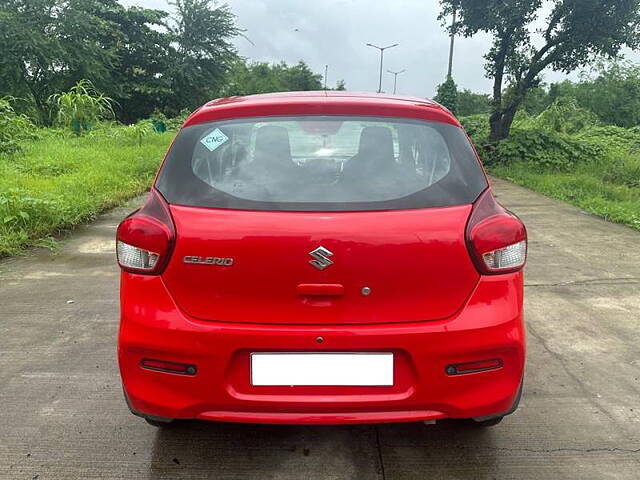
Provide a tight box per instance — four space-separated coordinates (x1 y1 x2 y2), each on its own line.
118 272 525 425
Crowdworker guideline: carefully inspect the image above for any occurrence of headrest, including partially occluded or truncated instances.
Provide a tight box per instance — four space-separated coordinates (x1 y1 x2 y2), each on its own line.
254 125 292 167
358 126 395 168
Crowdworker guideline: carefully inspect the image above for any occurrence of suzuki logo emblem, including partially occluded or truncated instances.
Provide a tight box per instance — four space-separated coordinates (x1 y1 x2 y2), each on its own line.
309 246 334 270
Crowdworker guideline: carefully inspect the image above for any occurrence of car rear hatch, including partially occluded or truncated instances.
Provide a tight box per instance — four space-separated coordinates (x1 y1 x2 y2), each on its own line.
161 204 479 325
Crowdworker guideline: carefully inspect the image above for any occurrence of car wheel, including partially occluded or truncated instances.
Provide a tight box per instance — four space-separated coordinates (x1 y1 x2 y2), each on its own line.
144 417 174 428
473 416 503 427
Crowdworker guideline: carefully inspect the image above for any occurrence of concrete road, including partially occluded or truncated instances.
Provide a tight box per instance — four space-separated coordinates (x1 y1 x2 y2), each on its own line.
1 178 639 479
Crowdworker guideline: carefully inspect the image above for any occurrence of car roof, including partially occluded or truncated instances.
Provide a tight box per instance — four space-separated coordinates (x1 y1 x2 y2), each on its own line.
184 91 459 127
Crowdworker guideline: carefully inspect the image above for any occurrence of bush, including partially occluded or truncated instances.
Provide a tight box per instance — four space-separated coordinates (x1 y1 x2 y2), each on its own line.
513 98 598 134
0 97 37 154
118 121 155 146
601 156 640 188
575 126 640 156
460 114 490 141
166 109 191 130
48 80 115 136
496 129 603 170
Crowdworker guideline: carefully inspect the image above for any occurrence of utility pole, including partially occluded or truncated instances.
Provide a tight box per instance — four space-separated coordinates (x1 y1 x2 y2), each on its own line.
387 69 406 94
366 43 399 93
324 64 328 90
447 6 457 78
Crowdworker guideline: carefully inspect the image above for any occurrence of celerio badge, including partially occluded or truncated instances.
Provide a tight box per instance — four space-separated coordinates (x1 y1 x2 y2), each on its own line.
183 256 234 266
309 246 334 270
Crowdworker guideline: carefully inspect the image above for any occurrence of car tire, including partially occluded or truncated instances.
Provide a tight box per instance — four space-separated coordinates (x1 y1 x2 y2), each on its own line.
473 416 504 427
144 417 174 428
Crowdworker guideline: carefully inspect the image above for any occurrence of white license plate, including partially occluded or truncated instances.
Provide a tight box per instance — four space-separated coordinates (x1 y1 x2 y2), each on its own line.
250 353 394 386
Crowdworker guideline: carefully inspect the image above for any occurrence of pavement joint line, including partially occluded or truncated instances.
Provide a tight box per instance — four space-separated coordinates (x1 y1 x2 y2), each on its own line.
445 445 640 455
525 277 640 287
374 425 386 480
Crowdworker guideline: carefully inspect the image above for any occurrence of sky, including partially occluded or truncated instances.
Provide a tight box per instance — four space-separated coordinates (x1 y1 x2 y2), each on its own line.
121 0 640 98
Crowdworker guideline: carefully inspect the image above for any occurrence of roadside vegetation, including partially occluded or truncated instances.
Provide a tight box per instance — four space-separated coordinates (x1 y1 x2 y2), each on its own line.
0 124 174 256
460 71 640 231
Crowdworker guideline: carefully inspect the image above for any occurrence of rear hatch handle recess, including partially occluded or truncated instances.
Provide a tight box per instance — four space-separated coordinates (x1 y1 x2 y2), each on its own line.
297 284 345 296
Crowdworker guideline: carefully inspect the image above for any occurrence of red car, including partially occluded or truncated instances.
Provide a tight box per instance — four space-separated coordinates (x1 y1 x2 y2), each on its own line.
116 92 526 427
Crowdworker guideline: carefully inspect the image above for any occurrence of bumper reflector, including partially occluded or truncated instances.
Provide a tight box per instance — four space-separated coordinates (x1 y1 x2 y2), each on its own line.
445 358 503 376
140 358 197 375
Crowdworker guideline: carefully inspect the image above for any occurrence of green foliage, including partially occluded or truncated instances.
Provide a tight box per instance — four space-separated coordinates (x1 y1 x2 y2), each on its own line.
0 0 120 124
166 109 192 130
97 4 173 124
0 189 58 230
514 98 599 134
0 127 173 256
0 0 239 124
519 85 552 116
495 129 602 170
119 121 155 146
601 156 640 188
222 61 324 97
460 114 490 144
457 89 490 116
434 76 458 113
48 80 115 135
440 0 640 140
0 97 37 153
165 0 240 114
471 96 640 231
549 63 640 128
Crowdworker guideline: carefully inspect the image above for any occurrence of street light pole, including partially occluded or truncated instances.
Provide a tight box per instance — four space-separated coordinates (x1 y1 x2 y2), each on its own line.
387 69 406 94
447 7 457 78
366 43 399 93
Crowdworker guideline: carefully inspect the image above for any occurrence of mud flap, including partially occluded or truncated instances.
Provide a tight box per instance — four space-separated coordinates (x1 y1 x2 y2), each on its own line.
472 379 524 422
122 386 174 423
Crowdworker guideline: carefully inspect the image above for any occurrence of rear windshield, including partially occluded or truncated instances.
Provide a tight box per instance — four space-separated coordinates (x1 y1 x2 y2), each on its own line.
156 115 487 211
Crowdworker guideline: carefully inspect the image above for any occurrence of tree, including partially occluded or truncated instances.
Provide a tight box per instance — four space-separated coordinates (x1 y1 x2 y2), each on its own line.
279 61 324 91
221 61 324 97
434 76 458 113
0 0 119 124
89 2 174 124
440 0 640 141
166 0 239 114
457 89 490 116
549 63 640 128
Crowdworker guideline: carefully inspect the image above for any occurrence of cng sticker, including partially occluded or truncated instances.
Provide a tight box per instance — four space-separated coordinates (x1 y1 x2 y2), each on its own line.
200 128 229 152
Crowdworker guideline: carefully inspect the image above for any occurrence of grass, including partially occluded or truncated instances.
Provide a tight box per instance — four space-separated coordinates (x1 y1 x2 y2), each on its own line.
490 157 640 231
0 126 174 256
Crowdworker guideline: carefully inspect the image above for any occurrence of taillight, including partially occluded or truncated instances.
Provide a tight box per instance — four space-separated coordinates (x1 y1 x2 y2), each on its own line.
466 189 527 275
116 189 175 275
